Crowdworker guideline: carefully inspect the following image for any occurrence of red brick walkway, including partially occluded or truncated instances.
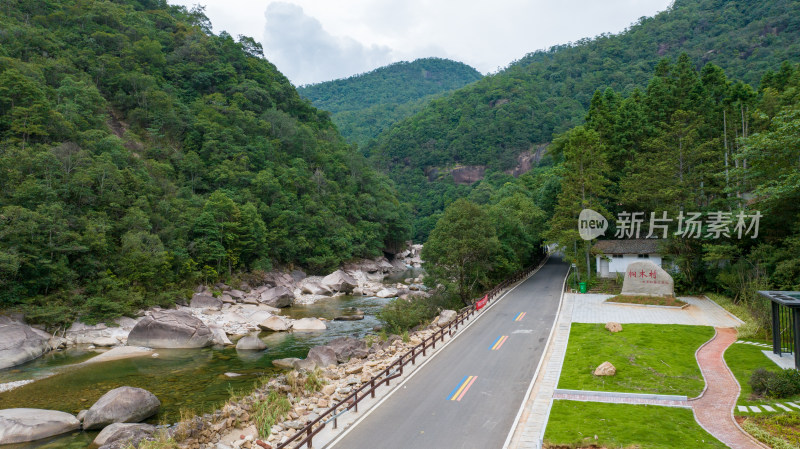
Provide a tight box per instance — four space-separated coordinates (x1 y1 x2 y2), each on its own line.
691 327 768 449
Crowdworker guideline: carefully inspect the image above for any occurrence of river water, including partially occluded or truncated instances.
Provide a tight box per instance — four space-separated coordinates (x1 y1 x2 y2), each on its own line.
0 295 391 449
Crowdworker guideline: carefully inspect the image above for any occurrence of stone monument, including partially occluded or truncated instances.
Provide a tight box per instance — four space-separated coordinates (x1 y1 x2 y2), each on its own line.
620 260 674 297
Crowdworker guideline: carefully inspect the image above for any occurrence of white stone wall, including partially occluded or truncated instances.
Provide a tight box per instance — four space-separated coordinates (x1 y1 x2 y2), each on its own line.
596 254 663 278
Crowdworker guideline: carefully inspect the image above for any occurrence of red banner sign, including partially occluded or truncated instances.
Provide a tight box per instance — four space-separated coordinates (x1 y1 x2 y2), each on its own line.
476 295 488 310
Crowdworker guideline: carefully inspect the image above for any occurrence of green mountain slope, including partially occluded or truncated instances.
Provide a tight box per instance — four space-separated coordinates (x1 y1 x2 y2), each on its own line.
297 58 482 147
369 0 800 235
0 0 409 327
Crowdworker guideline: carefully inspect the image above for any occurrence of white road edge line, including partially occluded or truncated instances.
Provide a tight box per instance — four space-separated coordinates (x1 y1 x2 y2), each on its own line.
501 260 569 449
325 256 552 449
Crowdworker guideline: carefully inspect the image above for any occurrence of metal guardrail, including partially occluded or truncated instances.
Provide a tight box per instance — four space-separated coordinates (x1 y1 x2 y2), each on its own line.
275 261 543 449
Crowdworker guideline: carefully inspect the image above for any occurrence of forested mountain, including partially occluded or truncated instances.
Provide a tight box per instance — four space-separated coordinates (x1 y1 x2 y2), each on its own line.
369 0 800 237
297 58 482 147
544 55 800 321
0 0 409 327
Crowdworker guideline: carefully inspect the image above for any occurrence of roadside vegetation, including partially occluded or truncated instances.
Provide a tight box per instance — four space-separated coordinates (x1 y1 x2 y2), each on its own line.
253 390 292 438
705 292 767 341
741 414 800 449
376 291 462 334
543 401 726 448
558 323 713 397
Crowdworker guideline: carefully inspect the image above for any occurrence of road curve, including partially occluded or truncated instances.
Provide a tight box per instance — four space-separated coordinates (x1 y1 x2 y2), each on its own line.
328 258 569 449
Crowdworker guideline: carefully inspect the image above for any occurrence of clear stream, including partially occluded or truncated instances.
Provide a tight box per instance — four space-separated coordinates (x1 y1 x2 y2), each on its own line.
0 295 393 449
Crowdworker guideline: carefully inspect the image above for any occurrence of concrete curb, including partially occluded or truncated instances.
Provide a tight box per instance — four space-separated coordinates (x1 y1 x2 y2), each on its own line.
554 388 688 402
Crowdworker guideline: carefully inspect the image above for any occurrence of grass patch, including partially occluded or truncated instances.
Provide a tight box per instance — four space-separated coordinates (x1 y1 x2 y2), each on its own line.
607 295 687 307
724 341 800 406
704 292 766 340
558 323 714 396
287 368 327 396
136 429 180 449
543 401 726 448
253 390 292 437
741 414 800 449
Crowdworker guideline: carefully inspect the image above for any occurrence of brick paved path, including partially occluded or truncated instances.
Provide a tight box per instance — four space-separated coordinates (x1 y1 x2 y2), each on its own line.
691 328 768 449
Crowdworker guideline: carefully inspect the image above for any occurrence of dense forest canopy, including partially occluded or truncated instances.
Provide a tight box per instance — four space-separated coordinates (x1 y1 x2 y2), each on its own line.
0 0 409 327
297 58 482 148
366 0 800 240
544 55 800 325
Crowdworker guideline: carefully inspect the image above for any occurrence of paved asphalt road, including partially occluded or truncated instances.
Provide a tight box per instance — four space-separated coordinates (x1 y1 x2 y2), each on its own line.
328 258 569 449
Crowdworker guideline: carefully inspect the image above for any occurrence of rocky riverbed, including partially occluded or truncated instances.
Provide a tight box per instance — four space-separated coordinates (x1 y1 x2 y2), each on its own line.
0 245 425 376
97 313 457 449
0 246 429 448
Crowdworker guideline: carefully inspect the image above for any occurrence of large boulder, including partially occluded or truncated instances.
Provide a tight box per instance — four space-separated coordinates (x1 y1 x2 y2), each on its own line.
594 361 617 376
300 278 332 296
259 316 291 332
0 323 49 369
326 337 368 363
83 386 161 430
272 357 300 369
375 287 399 298
292 358 317 371
127 310 212 348
64 319 136 347
376 258 395 272
190 294 222 310
321 270 357 293
235 334 267 351
605 322 622 333
259 286 294 308
93 423 156 447
307 345 337 367
291 318 326 331
209 326 232 346
436 310 458 327
620 260 674 297
0 409 80 444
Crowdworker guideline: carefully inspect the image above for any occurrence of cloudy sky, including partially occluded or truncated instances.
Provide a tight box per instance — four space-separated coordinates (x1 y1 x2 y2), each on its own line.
168 0 673 86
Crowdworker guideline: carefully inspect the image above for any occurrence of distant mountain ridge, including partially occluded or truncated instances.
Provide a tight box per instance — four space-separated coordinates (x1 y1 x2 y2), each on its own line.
298 58 482 147
366 0 800 229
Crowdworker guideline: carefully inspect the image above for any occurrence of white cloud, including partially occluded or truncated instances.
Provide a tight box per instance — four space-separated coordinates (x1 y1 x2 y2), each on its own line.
168 0 673 85
263 2 393 86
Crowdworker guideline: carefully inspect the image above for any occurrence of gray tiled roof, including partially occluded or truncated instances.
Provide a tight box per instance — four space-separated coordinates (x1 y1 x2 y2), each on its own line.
592 239 661 255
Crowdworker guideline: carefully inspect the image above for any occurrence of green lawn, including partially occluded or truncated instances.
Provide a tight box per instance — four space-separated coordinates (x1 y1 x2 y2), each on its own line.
724 340 800 407
558 323 714 397
544 401 727 448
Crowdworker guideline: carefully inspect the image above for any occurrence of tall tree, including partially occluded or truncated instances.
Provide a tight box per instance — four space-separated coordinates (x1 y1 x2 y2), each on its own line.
422 199 501 305
545 126 611 280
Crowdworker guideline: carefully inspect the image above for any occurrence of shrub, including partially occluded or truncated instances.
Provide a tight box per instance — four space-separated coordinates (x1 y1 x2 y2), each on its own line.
749 368 800 398
377 297 435 334
750 368 772 395
377 290 461 334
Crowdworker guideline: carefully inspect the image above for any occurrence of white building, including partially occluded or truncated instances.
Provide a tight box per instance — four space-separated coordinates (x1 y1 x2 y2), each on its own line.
593 239 662 278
